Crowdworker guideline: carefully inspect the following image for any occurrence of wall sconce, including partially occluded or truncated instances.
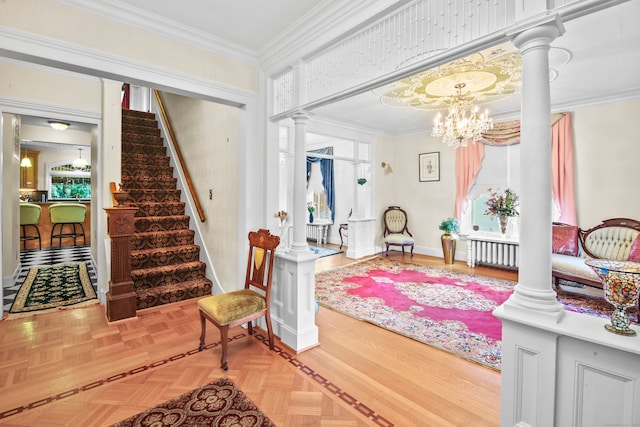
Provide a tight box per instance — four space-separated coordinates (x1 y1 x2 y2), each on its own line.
381 162 393 174
48 120 70 131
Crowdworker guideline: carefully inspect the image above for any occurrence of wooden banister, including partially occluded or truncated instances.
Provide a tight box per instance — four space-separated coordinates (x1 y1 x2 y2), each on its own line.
153 90 206 222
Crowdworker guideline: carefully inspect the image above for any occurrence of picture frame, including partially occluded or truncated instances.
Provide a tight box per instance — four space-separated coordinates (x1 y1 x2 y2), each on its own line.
419 152 440 182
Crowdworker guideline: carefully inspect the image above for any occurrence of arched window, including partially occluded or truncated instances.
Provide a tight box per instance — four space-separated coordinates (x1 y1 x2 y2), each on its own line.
47 160 91 200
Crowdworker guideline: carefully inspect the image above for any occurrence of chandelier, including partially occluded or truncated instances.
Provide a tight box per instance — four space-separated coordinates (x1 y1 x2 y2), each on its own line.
431 83 494 148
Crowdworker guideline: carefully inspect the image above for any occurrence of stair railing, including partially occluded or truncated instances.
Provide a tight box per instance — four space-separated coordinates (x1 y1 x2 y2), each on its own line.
153 90 206 222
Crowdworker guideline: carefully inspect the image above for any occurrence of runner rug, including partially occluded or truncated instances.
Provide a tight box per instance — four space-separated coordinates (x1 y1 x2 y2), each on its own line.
111 378 276 427
9 262 97 316
315 257 615 370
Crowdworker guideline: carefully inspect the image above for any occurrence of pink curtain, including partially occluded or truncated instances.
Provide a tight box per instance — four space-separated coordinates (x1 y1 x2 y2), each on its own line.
551 113 577 225
455 141 484 219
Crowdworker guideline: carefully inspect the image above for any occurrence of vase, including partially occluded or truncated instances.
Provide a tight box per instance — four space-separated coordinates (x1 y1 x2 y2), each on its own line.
113 191 129 207
498 215 508 237
586 260 640 336
441 233 457 264
309 212 314 223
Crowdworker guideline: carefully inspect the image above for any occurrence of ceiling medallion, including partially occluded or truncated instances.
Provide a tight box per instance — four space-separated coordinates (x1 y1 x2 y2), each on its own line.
431 82 494 148
373 45 522 111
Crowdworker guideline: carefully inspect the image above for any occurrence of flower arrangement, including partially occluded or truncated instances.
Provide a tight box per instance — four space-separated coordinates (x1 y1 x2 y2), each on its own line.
485 188 519 218
439 217 460 234
307 202 315 214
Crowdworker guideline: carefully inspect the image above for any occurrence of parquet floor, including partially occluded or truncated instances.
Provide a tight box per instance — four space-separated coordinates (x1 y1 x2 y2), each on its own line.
0 249 517 426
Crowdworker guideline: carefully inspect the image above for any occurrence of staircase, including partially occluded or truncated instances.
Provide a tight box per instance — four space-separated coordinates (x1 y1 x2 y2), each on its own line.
121 108 212 309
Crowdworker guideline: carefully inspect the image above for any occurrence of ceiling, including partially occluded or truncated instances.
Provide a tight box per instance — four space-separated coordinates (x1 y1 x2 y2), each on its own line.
30 1 640 137
115 0 640 136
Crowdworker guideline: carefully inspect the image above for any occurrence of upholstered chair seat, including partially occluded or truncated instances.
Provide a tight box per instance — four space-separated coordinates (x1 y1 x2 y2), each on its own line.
20 203 42 250
49 203 87 247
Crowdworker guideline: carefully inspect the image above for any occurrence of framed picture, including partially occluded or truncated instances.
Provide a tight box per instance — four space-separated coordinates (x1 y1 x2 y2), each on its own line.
419 152 440 182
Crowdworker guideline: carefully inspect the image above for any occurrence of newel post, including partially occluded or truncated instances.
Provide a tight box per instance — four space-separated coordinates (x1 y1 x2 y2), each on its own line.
104 206 138 321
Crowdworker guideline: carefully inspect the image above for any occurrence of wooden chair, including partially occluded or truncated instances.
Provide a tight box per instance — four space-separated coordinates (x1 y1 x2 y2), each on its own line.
383 206 414 257
197 228 280 370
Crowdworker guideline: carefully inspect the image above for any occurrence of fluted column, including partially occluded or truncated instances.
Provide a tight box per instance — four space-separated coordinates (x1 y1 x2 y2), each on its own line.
504 17 566 316
290 111 312 253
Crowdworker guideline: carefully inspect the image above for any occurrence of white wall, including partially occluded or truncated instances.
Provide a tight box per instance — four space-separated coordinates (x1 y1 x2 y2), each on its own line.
572 99 640 228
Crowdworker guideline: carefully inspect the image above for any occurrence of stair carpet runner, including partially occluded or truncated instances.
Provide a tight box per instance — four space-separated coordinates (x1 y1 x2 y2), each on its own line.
121 109 212 309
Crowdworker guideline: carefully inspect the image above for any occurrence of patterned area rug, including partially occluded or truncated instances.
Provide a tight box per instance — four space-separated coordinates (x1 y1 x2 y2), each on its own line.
309 245 343 258
111 378 276 427
9 262 97 316
315 257 616 370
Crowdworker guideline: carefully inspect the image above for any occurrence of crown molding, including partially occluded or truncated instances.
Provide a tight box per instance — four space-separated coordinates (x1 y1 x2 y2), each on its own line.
0 26 254 108
54 0 259 66
0 96 102 124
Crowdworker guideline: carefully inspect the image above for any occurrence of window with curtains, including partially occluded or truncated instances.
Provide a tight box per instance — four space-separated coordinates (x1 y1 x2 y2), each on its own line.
306 147 335 222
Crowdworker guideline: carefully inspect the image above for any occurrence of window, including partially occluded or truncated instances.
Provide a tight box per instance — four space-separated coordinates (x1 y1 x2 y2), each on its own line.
48 161 91 200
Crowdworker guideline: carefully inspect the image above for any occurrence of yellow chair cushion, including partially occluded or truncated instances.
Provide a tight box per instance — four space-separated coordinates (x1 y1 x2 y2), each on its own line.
198 289 266 326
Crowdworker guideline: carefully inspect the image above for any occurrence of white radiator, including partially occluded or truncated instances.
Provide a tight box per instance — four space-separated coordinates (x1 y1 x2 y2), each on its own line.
306 222 331 244
466 235 519 269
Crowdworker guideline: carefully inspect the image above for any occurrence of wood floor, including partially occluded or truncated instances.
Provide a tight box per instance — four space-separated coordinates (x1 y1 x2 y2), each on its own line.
0 249 517 426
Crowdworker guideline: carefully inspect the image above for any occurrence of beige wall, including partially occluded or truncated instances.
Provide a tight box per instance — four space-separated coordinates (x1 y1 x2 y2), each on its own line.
375 132 457 253
161 93 240 291
376 99 640 256
572 99 640 228
0 0 256 93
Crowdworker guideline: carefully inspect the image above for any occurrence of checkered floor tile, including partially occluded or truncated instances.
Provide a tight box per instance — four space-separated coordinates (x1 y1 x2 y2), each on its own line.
3 245 97 313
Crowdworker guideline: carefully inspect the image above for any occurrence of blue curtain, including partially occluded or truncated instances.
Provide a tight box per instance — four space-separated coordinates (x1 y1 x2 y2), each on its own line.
306 147 335 222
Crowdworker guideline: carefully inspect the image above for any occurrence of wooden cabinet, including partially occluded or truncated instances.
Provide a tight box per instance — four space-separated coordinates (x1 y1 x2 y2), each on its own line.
20 150 39 189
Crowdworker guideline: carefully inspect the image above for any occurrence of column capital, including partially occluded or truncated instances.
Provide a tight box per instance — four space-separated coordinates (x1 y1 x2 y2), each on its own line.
507 15 565 52
290 110 313 123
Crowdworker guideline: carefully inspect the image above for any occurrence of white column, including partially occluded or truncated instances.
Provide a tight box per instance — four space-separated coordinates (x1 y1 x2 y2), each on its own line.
503 17 566 318
289 111 312 254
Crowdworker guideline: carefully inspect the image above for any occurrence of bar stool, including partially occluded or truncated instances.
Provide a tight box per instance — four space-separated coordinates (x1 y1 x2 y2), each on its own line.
49 203 87 247
20 203 42 250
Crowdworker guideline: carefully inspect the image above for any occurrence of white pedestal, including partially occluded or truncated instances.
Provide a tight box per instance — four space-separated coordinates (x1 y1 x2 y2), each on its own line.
346 218 377 259
269 250 319 352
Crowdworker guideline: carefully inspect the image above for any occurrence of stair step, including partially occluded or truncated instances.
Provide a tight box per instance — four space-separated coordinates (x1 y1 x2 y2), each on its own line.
131 244 201 270
122 109 156 120
130 229 195 250
131 201 186 218
126 189 182 203
136 278 213 310
134 215 191 233
122 164 174 175
122 174 177 190
131 260 207 290
122 114 158 129
122 153 170 167
122 133 164 146
121 123 161 136
122 142 166 156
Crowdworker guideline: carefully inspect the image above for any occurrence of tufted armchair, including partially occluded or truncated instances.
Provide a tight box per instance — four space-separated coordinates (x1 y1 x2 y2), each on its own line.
383 206 414 257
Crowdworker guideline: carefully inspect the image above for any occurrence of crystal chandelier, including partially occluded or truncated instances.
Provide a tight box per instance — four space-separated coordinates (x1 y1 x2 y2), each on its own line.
431 83 494 148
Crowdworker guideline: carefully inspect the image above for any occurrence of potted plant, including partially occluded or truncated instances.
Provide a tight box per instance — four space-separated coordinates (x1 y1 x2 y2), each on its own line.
439 217 460 264
484 188 519 236
307 202 315 223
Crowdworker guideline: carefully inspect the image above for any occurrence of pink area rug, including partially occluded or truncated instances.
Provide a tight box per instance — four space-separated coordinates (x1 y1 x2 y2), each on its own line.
315 257 616 370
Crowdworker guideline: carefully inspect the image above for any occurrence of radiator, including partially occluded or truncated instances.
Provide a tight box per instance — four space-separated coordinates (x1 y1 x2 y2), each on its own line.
466 236 519 269
306 223 330 244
